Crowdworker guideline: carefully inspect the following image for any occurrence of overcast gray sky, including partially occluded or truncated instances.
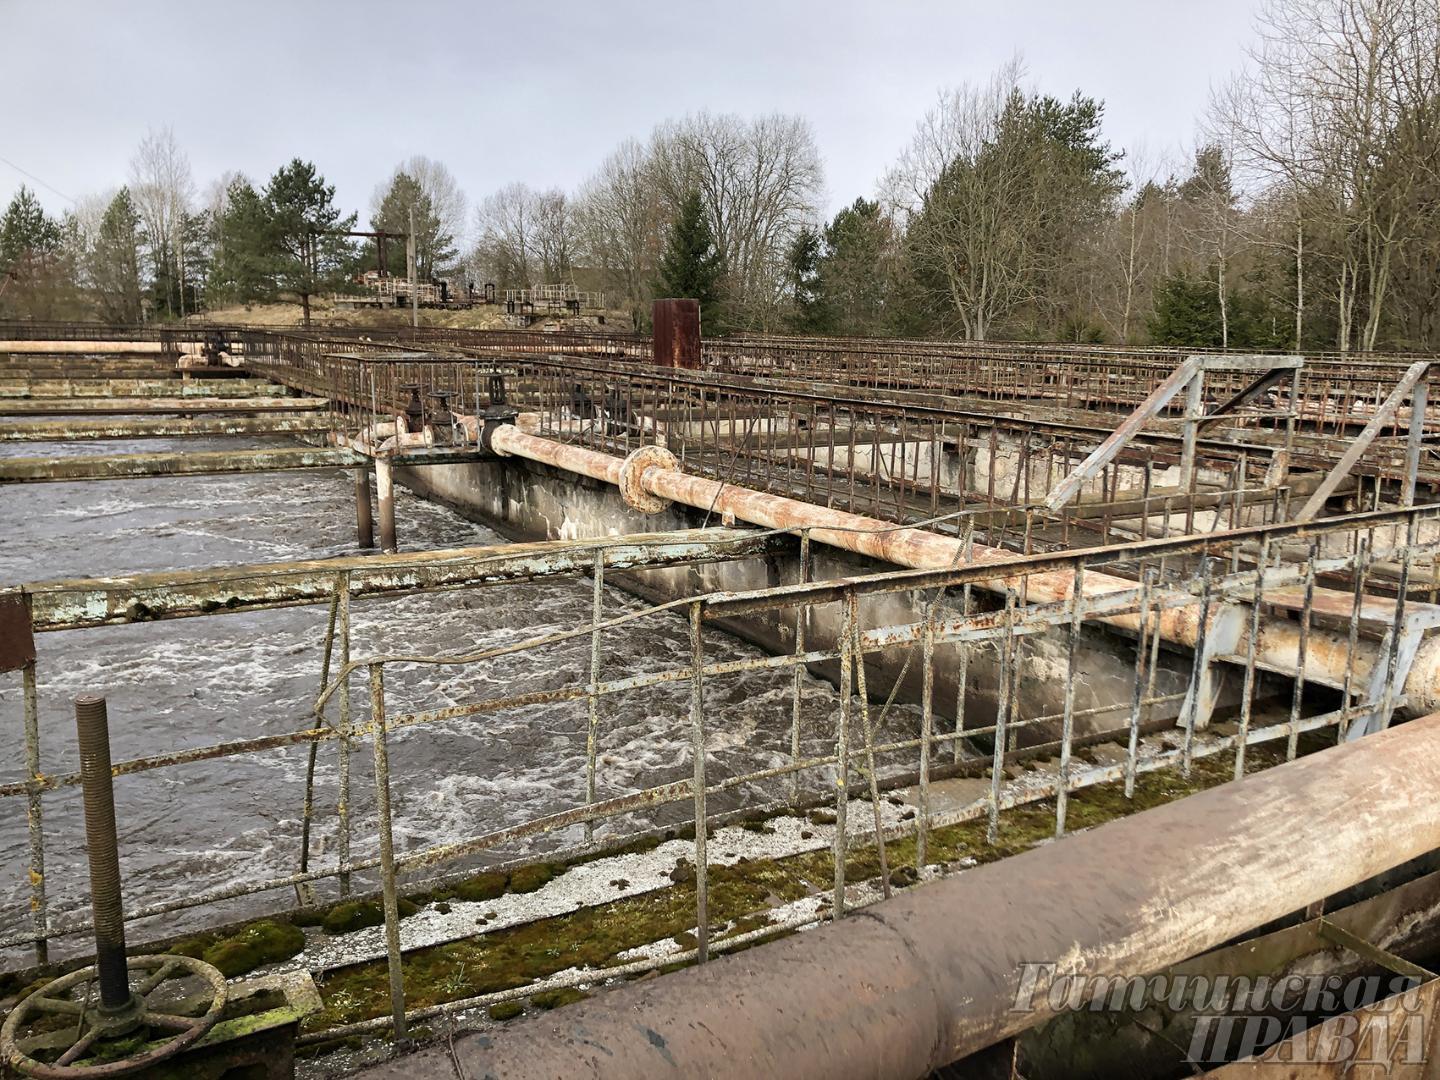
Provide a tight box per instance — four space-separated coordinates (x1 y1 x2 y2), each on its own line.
2 0 1260 228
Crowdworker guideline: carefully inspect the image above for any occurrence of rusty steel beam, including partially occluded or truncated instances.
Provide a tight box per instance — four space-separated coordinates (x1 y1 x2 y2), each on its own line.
0 396 326 416
487 425 1440 713
384 713 1440 1080
0 416 334 442
0 447 367 483
16 527 784 631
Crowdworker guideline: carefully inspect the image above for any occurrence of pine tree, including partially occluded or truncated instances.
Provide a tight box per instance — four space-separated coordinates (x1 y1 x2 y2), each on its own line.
657 189 722 313
209 178 274 305
89 188 143 323
373 171 455 280
786 226 824 332
0 186 69 318
0 187 62 271
1148 271 1286 349
263 159 357 326
816 197 897 335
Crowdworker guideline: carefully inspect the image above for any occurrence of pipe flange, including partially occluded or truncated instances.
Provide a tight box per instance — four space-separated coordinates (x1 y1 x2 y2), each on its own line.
619 445 678 514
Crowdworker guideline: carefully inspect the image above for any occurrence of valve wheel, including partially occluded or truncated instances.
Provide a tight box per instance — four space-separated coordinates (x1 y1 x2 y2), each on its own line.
1 954 227 1079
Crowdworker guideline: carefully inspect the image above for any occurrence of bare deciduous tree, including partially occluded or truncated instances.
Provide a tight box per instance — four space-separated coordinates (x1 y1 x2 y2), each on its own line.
649 111 823 328
574 138 665 328
471 182 535 288
887 60 1122 341
128 127 195 318
1218 0 1440 351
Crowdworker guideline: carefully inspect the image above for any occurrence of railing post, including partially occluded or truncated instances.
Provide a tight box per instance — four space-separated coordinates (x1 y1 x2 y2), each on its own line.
584 549 604 843
689 602 709 963
73 694 132 1012
22 657 47 965
368 663 407 1038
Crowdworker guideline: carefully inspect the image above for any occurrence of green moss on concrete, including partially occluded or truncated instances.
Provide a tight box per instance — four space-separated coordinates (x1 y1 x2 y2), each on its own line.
0 743 1288 1040
442 871 509 903
487 1001 525 1021
201 920 306 978
290 906 328 928
508 863 555 894
165 935 216 960
563 834 664 867
321 898 419 936
530 987 588 1010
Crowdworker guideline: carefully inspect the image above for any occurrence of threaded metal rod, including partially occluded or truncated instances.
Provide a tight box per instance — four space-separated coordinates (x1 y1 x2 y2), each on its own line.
74 694 129 1011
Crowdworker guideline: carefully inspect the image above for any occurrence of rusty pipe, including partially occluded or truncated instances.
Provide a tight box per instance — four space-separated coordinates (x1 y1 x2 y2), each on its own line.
0 341 211 356
375 458 398 554
418 712 1440 1080
487 425 1426 712
354 467 375 549
1 341 170 355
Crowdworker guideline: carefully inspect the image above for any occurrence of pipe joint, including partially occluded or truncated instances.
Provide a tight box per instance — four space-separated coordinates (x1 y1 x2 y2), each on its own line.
619 445 679 514
479 407 520 454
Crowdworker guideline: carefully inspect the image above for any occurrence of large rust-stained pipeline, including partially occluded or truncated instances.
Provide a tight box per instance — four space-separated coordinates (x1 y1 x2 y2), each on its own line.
485 425 1440 713
0 340 207 355
377 713 1440 1080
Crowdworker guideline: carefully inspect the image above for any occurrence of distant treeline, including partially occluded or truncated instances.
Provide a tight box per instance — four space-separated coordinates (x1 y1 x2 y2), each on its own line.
4 0 1439 350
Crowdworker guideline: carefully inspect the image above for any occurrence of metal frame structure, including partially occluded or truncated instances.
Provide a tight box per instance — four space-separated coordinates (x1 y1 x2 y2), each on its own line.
7 325 1440 1064
5 505 1439 1045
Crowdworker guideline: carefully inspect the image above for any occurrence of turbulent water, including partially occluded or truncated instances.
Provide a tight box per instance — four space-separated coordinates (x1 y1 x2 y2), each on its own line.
0 435 899 960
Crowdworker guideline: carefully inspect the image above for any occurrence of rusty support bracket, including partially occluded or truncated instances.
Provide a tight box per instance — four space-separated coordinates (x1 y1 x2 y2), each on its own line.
1045 357 1203 510
1196 367 1293 431
1316 918 1434 982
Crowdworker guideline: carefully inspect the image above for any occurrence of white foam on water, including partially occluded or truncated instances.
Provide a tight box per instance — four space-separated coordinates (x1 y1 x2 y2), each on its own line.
1 438 917 957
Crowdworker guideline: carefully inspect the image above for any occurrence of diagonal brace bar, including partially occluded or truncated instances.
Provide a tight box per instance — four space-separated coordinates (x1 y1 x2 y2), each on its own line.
1294 361 1430 523
1045 356 1202 511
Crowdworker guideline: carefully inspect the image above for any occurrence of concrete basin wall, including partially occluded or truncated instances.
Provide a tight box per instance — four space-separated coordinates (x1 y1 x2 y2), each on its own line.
395 455 1200 743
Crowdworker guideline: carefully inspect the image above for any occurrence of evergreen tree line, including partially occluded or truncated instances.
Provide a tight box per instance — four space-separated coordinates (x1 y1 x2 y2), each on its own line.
5 0 1439 350
0 137 463 328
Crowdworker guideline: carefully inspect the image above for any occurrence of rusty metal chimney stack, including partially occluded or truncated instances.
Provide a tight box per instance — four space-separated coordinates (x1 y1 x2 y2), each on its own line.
652 299 701 369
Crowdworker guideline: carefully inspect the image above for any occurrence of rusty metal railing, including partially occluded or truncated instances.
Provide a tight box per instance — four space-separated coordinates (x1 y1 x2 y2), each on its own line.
7 504 1440 1044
